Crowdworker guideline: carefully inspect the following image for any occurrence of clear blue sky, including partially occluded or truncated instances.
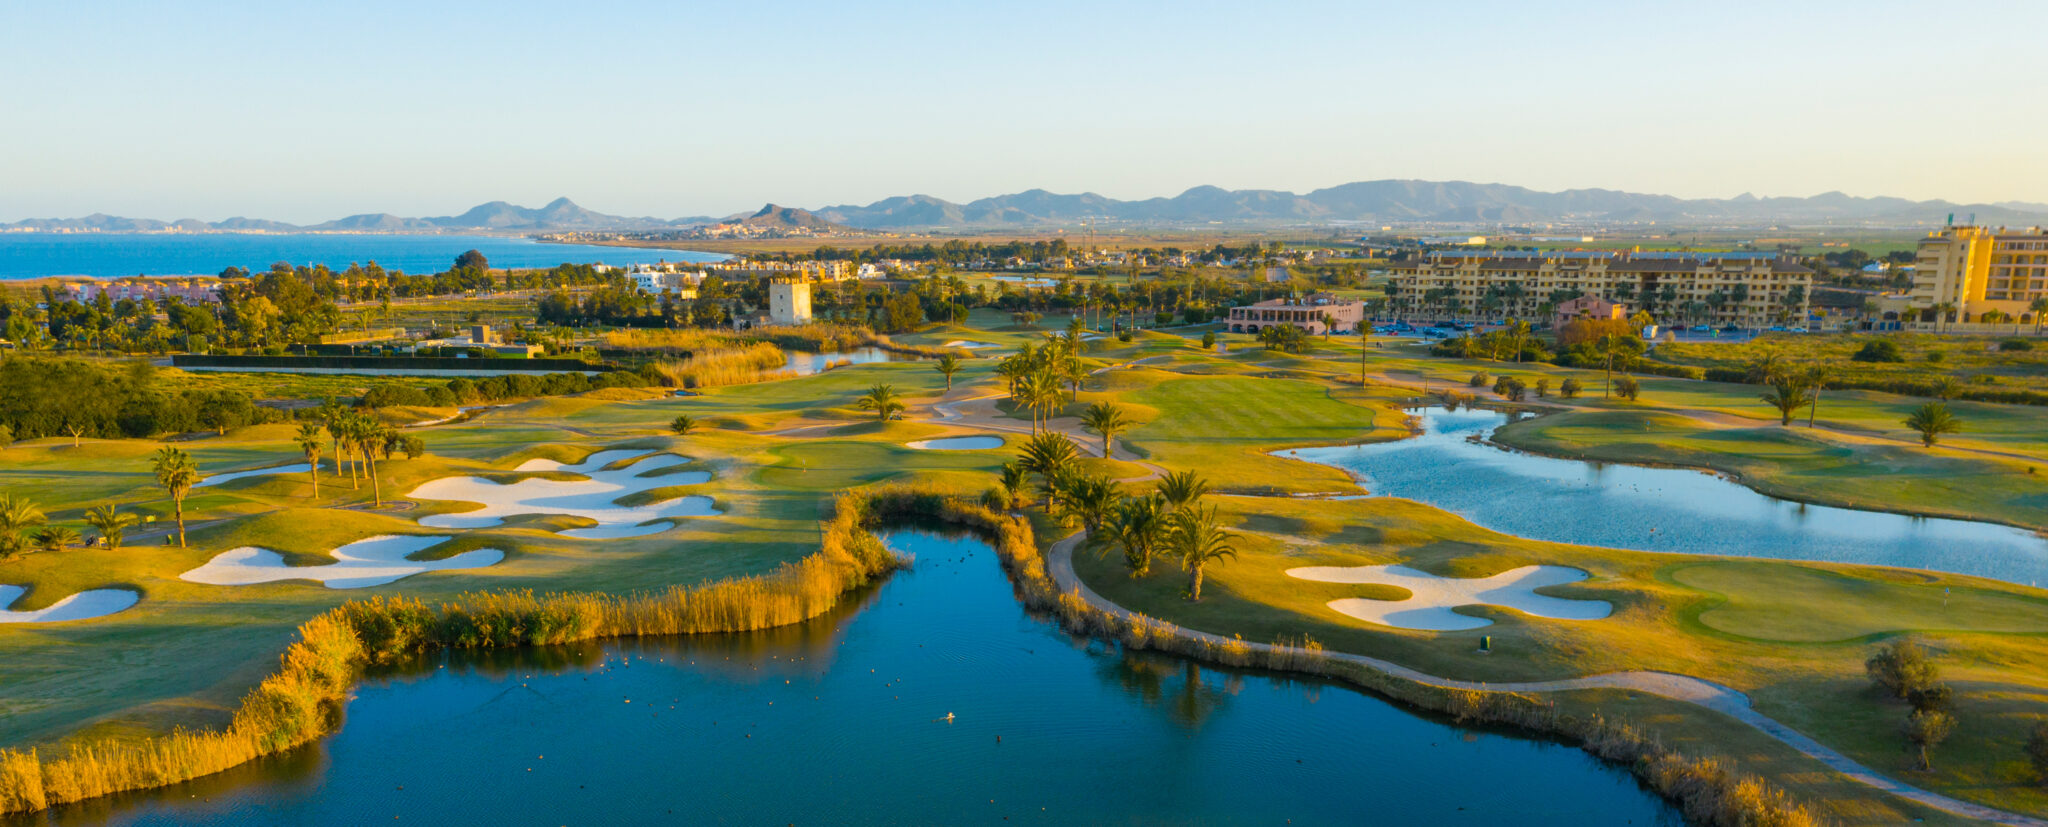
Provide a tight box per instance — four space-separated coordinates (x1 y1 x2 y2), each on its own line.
4 0 2044 223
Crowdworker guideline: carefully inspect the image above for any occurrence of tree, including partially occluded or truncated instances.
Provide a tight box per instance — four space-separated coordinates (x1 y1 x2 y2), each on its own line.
1058 474 1121 533
996 462 1030 509
1559 378 1583 399
1105 494 1168 577
1929 376 1964 401
1904 708 1956 771
1867 638 1940 700
0 494 47 559
1759 372 1816 426
1613 376 1641 402
295 422 324 499
2032 298 2048 336
935 353 961 391
855 384 906 422
454 249 490 273
1503 318 1531 363
32 525 78 554
1166 504 1238 601
1805 365 1833 428
1903 402 1960 447
1018 432 1079 508
1156 470 1210 509
1080 401 1131 459
84 504 135 550
151 446 200 547
670 414 698 436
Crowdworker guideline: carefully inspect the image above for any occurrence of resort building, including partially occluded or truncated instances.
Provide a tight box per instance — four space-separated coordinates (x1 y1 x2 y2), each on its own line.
1226 293 1366 335
62 277 224 304
626 265 705 295
768 279 812 325
1898 225 2048 325
1389 251 1812 328
1552 295 1628 328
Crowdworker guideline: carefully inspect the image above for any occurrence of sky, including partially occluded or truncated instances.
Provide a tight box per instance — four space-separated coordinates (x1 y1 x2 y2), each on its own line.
4 0 2046 223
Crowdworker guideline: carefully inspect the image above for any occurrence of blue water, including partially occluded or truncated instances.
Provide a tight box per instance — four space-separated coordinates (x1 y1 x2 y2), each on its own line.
0 233 719 280
1289 406 2048 588
32 530 1678 825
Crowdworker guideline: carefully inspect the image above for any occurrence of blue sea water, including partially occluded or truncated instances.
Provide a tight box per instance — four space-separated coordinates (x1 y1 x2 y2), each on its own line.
0 233 720 280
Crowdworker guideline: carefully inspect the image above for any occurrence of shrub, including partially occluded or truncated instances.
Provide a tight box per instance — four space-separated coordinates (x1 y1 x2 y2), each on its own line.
1533 378 1549 398
1852 340 1904 363
1866 638 1939 700
1613 377 1641 401
1926 351 1945 364
1703 367 1750 384
1468 371 1491 388
1559 378 1583 398
1200 332 1216 350
2027 722 2048 786
1155 312 1174 325
2000 338 2034 352
1492 375 1526 401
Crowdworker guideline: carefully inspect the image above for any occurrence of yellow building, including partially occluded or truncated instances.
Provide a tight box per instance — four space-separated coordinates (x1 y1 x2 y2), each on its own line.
1905 226 2048 323
1389 251 1812 329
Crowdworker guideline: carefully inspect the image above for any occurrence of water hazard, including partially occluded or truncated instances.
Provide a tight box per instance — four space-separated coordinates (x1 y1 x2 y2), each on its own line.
36 530 1679 825
1288 406 2048 588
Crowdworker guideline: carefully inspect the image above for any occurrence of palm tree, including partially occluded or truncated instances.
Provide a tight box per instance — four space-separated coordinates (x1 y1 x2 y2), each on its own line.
84 505 136 550
996 462 1030 509
151 446 200 547
1017 432 1079 508
1060 474 1122 533
2031 297 2048 336
855 384 906 422
935 353 961 391
1017 370 1064 432
1503 318 1531 363
1166 504 1238 601
33 525 79 554
670 414 698 436
0 494 47 559
295 422 324 499
1156 470 1210 509
362 424 396 507
1079 401 1131 458
1931 301 1957 333
1805 365 1832 428
1930 376 1964 401
1759 373 1816 426
1105 494 1168 577
1904 402 1961 447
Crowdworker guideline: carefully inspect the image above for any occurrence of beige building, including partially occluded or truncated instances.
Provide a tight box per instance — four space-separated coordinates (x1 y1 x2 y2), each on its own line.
768 279 812 325
1901 226 2048 324
1390 252 1811 328
1227 293 1366 335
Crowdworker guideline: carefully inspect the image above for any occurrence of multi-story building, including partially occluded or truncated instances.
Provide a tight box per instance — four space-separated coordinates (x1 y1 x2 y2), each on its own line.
62 277 225 304
1901 226 2048 323
1226 293 1366 335
1389 251 1812 328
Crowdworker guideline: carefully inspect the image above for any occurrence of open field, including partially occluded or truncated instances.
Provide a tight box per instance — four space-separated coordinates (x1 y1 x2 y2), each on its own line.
6 315 2048 822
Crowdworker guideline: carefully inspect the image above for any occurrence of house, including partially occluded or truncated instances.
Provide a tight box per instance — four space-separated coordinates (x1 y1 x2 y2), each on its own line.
1552 295 1628 328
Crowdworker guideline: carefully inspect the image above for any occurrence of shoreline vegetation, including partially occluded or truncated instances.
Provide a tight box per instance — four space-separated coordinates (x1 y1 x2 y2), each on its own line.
608 325 968 389
0 483 1820 824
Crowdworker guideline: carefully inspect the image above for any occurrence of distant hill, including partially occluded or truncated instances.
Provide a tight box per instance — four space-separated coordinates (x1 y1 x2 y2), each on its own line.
8 183 2045 234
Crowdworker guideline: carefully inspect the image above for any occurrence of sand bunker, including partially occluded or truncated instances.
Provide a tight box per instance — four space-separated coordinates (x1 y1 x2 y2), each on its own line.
196 463 312 488
906 436 1005 451
181 534 504 589
941 340 998 349
0 584 141 623
410 450 717 539
1285 564 1611 631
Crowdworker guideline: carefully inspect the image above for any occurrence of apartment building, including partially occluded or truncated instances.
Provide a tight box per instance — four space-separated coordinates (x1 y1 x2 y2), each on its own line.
1903 226 2048 322
1389 251 1812 328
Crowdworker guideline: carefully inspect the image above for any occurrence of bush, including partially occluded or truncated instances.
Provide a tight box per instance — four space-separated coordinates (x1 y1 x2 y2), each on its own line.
1703 367 1750 384
1613 377 1641 401
1866 638 1939 700
1469 371 1491 388
2000 338 2034 352
1155 312 1174 325
1852 340 1904 363
1492 375 1526 402
1200 332 1216 350
1926 351 1945 364
2027 722 2048 786
1533 378 1549 398
1559 378 1583 398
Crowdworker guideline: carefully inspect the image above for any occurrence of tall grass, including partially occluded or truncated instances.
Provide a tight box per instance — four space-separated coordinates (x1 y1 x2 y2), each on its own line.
0 489 903 816
653 342 787 388
606 324 964 361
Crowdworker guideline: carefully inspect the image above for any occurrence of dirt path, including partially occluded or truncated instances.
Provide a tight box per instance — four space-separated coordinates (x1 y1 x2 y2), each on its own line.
1043 532 2046 826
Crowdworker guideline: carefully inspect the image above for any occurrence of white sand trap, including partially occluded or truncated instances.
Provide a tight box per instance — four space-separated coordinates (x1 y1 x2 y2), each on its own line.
181 534 504 589
195 463 312 488
410 449 717 539
906 436 1005 451
0 584 141 623
1285 564 1611 631
941 340 998 349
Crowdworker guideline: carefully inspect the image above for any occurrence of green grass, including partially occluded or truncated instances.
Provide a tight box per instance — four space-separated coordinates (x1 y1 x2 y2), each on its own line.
1672 561 2048 643
1121 375 1398 493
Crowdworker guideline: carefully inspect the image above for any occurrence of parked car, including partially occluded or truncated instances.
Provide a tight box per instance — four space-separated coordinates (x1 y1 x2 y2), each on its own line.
1689 325 1711 332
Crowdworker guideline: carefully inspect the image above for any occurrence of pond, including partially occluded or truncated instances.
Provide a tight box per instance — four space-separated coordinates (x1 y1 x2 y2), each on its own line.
1287 406 2048 588
38 530 1679 825
779 346 928 376
905 436 1006 451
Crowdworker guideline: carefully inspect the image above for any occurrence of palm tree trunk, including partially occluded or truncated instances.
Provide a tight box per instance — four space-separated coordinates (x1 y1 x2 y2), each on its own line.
1187 563 1204 601
309 456 320 498
1808 388 1821 428
367 454 381 507
174 498 186 548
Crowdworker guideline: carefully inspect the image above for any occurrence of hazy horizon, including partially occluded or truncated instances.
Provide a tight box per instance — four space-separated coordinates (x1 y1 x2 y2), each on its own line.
6 0 2045 224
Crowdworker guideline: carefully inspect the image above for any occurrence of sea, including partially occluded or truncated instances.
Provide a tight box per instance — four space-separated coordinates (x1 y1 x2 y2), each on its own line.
0 233 721 280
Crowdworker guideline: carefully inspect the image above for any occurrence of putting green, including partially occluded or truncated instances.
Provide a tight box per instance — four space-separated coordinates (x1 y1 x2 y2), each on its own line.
1671 561 2048 643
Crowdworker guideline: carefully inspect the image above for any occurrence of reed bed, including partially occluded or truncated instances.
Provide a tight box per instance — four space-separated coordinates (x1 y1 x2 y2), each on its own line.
607 324 963 362
652 342 786 388
0 489 903 816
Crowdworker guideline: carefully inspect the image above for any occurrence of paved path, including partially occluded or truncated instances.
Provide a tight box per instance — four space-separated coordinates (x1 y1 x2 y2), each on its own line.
1044 531 2048 827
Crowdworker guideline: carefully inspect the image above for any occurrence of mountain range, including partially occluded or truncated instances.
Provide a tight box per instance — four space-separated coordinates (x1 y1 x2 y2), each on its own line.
8 182 2045 234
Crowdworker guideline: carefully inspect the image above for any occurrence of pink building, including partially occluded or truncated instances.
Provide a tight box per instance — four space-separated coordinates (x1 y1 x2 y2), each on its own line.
1227 294 1366 335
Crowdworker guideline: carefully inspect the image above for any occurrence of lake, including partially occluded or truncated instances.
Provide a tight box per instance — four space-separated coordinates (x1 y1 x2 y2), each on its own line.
1288 406 2048 588
31 530 1679 826
0 233 720 280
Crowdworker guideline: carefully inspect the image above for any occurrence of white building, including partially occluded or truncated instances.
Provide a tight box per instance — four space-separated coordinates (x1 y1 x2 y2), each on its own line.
768 279 812 325
627 265 706 294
